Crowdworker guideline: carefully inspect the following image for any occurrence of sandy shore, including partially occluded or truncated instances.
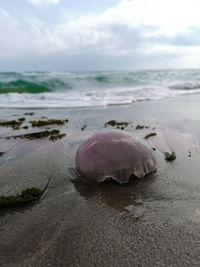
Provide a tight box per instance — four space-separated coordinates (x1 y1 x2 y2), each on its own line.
1 94 200 266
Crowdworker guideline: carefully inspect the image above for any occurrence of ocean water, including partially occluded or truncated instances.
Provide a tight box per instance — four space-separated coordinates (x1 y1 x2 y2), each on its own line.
0 69 200 108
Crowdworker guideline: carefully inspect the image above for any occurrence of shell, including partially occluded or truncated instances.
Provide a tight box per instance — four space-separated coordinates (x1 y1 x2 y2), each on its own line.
75 130 156 184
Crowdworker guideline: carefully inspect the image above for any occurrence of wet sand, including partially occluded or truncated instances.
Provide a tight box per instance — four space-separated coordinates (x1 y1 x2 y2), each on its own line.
1 94 200 266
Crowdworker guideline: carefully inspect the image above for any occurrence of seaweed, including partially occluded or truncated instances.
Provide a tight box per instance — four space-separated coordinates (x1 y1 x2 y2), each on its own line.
136 124 144 130
6 129 66 141
136 124 149 130
19 129 60 140
22 126 29 129
144 132 157 139
49 133 66 141
24 112 34 116
81 125 87 131
104 120 130 127
29 119 68 127
165 152 176 161
18 117 26 122
0 118 26 129
0 176 52 209
0 187 42 208
0 120 22 127
104 120 130 130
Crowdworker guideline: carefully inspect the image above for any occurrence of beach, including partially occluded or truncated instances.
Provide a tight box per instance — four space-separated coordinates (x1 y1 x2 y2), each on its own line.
0 93 200 266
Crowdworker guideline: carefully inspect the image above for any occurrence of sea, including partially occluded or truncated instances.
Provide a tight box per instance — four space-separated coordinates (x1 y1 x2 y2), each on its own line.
0 69 200 108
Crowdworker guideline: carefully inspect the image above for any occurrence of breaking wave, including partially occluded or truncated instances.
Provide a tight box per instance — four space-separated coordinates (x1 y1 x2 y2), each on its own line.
0 69 200 108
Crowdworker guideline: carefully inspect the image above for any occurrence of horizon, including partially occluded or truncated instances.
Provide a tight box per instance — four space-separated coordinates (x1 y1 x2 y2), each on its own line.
1 67 200 73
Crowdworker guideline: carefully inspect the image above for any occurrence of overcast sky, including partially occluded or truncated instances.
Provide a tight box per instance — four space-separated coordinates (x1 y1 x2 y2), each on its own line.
1 0 200 71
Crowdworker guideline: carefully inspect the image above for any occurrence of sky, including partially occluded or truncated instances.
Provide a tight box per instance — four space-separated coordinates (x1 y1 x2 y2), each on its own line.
1 0 200 71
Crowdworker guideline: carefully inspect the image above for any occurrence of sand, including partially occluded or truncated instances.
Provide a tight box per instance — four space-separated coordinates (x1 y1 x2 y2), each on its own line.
0 94 200 266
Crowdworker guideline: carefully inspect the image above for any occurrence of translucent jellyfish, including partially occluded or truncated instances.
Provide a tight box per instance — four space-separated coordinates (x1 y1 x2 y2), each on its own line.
75 130 156 184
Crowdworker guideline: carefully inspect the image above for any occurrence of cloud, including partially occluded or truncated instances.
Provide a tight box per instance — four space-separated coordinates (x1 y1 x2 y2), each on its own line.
1 0 200 70
28 0 60 6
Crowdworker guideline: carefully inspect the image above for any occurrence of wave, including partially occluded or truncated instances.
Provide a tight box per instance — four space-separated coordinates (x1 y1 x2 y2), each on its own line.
1 69 200 108
0 85 200 109
169 82 200 90
1 69 200 94
0 72 73 94
0 80 51 94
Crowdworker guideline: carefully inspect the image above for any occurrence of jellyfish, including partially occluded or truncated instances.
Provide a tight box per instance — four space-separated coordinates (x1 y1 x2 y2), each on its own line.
74 130 156 184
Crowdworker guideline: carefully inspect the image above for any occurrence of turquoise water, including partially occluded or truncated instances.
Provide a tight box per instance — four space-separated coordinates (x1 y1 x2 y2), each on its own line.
0 69 200 108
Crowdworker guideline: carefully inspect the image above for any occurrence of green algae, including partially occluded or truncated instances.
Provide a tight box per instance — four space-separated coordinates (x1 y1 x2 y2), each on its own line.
18 117 26 122
104 120 130 130
49 133 66 141
165 152 176 161
18 129 60 140
136 124 149 130
104 120 129 127
0 176 51 209
6 129 66 141
81 125 87 131
0 187 42 208
144 132 157 139
30 119 68 127
0 118 26 129
136 124 144 129
0 120 22 127
24 112 34 116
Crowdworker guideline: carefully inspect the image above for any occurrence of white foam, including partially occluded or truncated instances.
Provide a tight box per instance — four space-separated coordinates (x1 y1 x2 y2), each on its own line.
0 84 199 108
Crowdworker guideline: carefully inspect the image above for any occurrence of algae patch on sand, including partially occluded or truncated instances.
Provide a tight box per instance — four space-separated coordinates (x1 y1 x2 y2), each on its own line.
81 125 87 131
24 112 34 116
136 124 149 130
0 187 42 208
10 129 66 141
144 132 157 139
18 118 26 122
104 120 130 130
0 120 22 127
49 133 66 141
0 118 26 130
30 119 68 127
165 152 176 161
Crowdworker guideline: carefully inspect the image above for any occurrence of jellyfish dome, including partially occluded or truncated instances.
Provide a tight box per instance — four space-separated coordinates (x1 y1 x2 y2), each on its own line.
75 130 156 184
